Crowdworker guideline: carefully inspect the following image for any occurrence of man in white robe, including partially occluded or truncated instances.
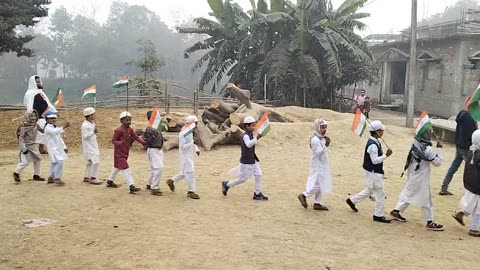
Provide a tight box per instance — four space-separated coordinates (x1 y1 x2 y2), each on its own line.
297 118 332 210
390 128 444 231
23 75 57 154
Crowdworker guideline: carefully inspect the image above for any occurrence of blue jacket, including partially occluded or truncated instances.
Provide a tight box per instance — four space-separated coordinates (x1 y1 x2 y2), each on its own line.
455 110 478 150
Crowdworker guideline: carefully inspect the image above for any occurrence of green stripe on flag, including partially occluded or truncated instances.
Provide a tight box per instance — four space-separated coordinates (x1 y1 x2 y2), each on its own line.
261 124 271 136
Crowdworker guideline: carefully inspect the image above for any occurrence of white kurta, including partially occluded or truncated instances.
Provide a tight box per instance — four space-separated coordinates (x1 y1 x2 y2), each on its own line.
44 124 68 163
178 132 199 173
81 120 99 164
399 145 442 207
305 136 332 194
461 189 480 216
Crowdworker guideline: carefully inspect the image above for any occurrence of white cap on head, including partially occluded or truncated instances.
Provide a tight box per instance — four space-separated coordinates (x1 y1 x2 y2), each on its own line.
119 111 132 119
83 107 95 116
186 115 199 123
243 116 256 124
45 111 57 119
368 120 385 132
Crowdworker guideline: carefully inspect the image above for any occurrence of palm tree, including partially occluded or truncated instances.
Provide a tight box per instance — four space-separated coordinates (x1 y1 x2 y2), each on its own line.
177 0 250 93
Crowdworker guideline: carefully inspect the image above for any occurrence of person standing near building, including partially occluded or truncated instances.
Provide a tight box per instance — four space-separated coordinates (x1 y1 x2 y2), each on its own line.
439 110 477 195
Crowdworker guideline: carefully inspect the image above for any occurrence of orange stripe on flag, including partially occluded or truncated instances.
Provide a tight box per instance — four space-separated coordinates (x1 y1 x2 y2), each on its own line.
415 111 428 129
148 107 158 127
255 112 269 130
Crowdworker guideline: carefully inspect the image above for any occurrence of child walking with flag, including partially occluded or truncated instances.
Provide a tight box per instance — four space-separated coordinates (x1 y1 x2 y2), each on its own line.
346 120 393 223
452 130 480 237
81 107 101 185
13 110 45 183
44 111 70 186
222 115 268 201
390 112 444 231
297 118 332 210
106 112 146 194
166 115 201 199
145 109 164 196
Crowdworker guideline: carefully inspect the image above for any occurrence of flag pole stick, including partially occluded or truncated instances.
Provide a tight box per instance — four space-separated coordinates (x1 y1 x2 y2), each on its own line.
94 96 96 108
126 83 129 111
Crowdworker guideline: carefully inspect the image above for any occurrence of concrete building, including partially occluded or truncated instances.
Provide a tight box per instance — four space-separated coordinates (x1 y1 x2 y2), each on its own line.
362 10 480 118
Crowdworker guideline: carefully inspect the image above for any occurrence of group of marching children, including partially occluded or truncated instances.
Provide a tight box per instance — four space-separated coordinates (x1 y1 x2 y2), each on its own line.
12 104 480 236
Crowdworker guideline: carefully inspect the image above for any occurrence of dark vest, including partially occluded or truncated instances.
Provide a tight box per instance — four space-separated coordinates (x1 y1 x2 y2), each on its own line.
240 132 259 164
464 151 480 195
363 138 384 174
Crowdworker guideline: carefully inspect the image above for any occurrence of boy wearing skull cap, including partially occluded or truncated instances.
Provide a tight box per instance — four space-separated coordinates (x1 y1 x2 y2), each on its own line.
107 111 146 194
297 118 332 210
222 115 268 201
346 120 393 223
81 107 101 185
166 115 201 199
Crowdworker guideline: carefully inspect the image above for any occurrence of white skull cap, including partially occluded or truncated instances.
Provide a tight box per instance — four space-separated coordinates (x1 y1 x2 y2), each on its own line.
186 115 199 123
119 111 132 119
243 116 256 124
368 120 385 132
83 107 95 116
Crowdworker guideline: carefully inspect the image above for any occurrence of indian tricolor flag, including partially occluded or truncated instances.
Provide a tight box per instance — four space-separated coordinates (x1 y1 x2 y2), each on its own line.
255 112 271 136
180 121 196 137
82 85 96 100
148 108 162 132
51 88 63 108
465 84 480 121
113 76 129 88
415 110 432 137
352 109 367 137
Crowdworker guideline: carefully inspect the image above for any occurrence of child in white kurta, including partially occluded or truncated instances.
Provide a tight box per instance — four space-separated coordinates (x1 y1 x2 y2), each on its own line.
297 118 332 210
44 111 69 186
166 115 200 199
222 116 268 200
81 107 101 185
390 128 444 231
453 129 480 237
346 120 393 223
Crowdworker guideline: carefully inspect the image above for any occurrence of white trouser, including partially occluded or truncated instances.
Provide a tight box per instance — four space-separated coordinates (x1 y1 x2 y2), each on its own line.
350 171 385 217
227 162 262 194
303 189 323 205
471 214 480 231
147 148 164 190
394 200 434 222
172 171 196 192
14 153 41 175
50 161 64 179
85 160 100 179
109 168 135 187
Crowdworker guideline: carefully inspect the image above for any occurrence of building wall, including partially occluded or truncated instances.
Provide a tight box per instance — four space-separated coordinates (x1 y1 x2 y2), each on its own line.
368 36 480 118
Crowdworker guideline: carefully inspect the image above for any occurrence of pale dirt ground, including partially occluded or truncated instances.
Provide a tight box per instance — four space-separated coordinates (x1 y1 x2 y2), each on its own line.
0 107 477 270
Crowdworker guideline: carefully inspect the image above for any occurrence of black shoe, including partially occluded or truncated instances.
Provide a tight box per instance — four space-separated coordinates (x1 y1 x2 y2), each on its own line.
146 185 151 190
346 198 358 212
222 181 229 196
13 173 20 183
253 192 268 201
390 210 407 222
373 215 392 223
32 175 45 181
439 190 454 196
129 185 141 194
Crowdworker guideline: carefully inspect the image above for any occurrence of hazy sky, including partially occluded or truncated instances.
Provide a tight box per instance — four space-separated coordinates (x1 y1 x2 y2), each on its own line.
48 0 464 36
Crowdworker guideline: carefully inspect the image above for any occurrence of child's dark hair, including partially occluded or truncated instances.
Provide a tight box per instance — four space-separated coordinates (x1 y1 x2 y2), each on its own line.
244 123 254 128
146 110 153 121
370 131 378 137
